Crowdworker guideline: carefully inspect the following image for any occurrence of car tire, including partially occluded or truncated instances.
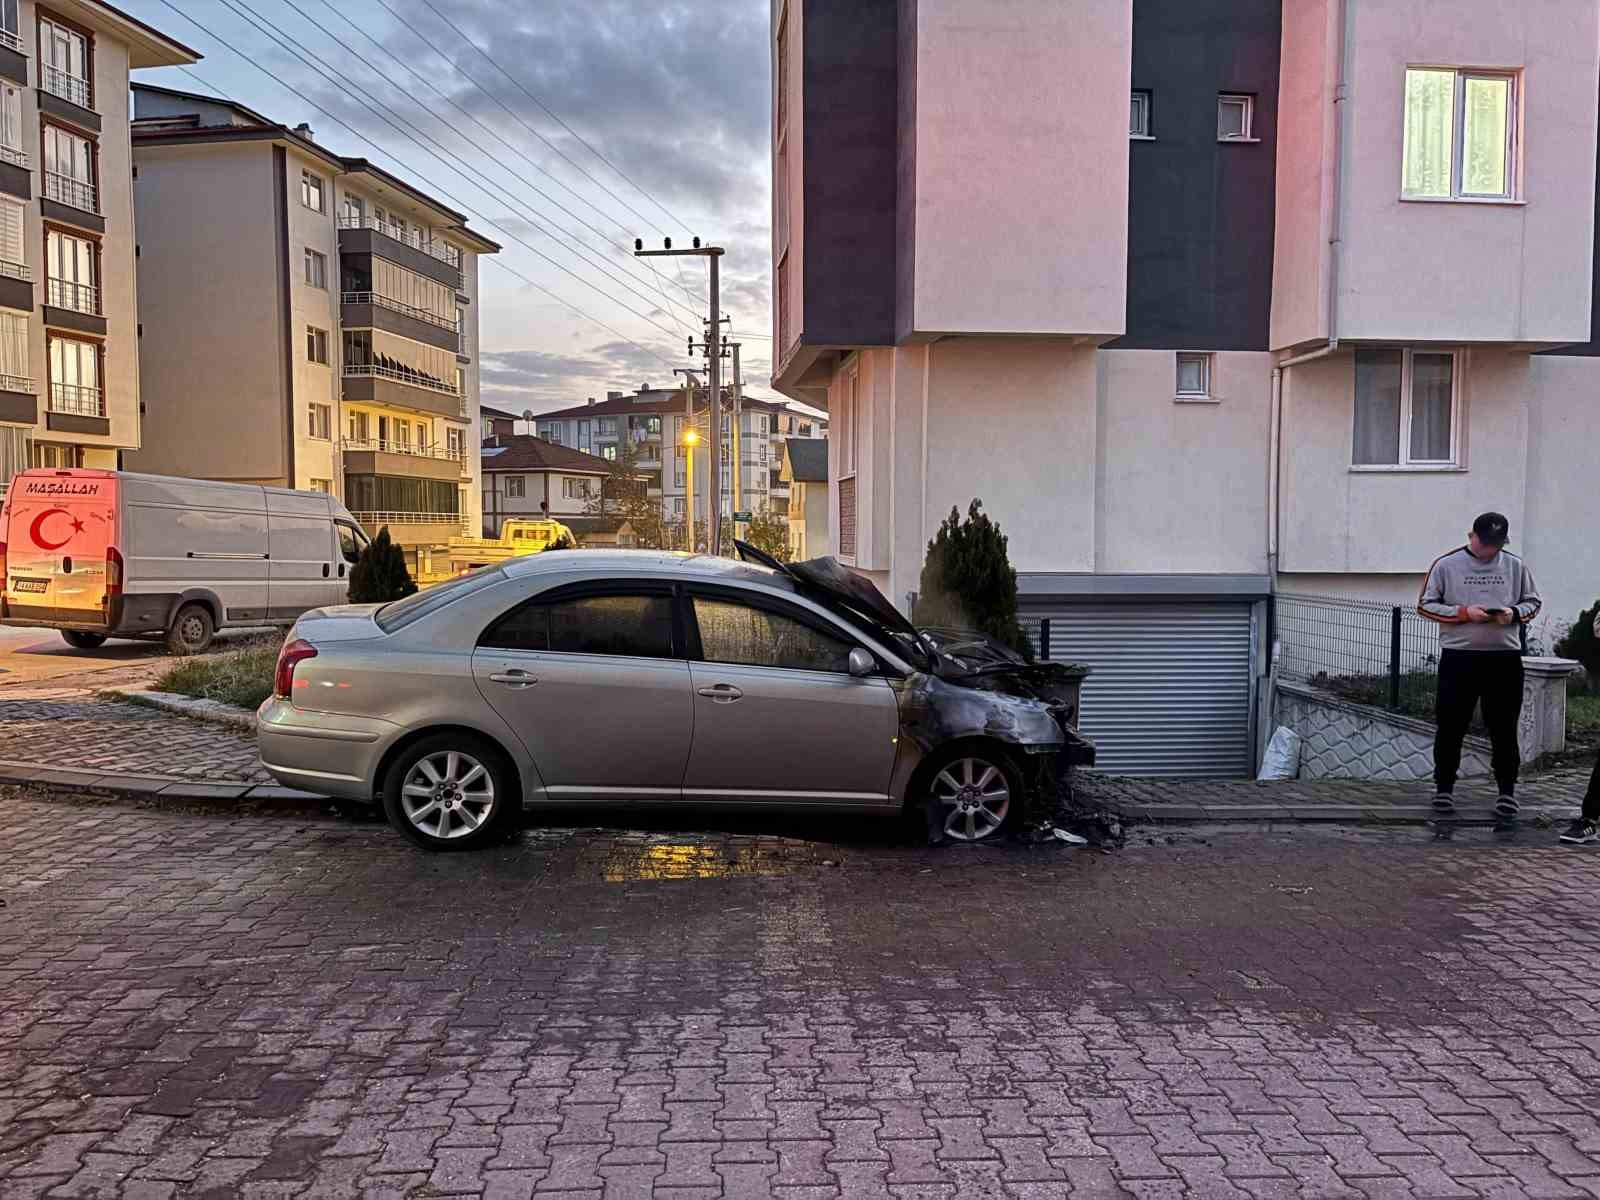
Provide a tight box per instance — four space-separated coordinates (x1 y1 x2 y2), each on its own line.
918 744 1023 844
383 733 517 852
166 604 214 655
61 631 107 649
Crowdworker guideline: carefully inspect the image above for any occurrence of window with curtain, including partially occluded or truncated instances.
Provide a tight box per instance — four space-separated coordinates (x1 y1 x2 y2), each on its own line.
0 198 23 269
44 125 92 183
1353 348 1458 468
371 257 454 324
1403 68 1515 199
0 83 21 157
0 309 29 383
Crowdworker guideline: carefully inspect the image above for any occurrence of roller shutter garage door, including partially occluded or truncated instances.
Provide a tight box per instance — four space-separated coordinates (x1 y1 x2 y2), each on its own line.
1025 603 1256 778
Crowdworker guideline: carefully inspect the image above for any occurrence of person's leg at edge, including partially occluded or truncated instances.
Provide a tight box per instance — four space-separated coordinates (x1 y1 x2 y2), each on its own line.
1561 753 1600 843
1433 650 1478 814
1479 652 1524 816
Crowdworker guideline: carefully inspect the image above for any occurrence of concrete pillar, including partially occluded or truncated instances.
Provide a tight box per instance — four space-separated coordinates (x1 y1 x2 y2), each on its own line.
1521 657 1583 763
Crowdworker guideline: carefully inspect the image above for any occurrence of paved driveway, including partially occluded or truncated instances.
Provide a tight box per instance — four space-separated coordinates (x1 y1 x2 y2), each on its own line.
4 795 1600 1197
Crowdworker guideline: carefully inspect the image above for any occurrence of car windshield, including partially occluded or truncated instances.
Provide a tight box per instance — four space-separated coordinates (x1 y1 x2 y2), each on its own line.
375 565 505 633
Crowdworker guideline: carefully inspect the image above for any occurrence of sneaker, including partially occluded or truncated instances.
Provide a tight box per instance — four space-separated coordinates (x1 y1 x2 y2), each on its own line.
1431 794 1456 815
1560 818 1599 845
1495 795 1520 818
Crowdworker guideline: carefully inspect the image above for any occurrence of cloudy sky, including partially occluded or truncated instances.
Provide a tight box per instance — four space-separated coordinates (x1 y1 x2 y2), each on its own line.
121 0 783 416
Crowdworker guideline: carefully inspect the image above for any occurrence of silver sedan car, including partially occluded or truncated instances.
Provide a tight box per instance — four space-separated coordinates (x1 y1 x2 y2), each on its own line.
258 550 1086 851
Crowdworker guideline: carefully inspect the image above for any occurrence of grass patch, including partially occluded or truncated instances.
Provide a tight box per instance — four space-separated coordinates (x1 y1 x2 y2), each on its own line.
155 636 281 711
1569 691 1600 741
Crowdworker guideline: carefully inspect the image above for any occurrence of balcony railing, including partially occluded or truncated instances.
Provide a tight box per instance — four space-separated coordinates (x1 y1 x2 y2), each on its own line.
344 436 466 463
0 144 27 170
337 216 462 270
0 372 33 393
349 510 470 534
341 291 459 333
0 28 23 54
0 258 30 282
44 171 97 215
50 381 104 416
47 277 100 315
343 363 465 416
42 65 91 110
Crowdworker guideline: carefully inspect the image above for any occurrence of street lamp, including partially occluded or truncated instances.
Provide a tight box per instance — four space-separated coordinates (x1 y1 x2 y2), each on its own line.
680 428 700 551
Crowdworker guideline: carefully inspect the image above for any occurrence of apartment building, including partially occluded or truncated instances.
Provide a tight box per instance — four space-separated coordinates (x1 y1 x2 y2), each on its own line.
125 84 499 567
772 0 1600 776
479 433 612 538
0 2 197 490
531 386 825 532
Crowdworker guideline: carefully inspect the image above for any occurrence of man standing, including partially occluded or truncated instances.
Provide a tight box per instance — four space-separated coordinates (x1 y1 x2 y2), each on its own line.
1561 607 1600 844
1418 512 1541 817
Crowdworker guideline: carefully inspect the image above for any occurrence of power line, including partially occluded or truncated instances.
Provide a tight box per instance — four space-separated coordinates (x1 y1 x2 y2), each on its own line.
181 0 694 347
157 55 675 374
301 0 703 326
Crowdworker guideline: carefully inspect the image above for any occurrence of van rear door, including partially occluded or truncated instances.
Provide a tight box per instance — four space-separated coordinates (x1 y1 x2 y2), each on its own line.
2 471 118 627
266 489 338 619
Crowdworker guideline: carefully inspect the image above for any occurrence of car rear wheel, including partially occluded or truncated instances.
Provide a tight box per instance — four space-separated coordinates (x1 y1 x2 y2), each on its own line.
924 747 1021 843
61 631 107 649
166 604 214 655
383 733 515 852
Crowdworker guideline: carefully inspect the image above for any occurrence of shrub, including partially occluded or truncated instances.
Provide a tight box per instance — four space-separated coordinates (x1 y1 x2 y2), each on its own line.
348 526 417 603
155 636 281 711
1555 601 1600 691
912 499 1031 659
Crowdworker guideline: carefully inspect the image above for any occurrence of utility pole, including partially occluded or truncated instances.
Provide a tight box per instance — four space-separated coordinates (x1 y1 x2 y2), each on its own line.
636 237 725 552
730 342 744 537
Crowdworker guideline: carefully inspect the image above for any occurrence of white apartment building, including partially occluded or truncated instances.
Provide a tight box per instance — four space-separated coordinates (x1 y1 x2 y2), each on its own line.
0 2 197 489
531 386 825 534
125 84 499 566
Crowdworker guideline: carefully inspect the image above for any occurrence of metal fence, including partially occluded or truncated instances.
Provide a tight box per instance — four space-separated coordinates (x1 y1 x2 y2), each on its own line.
1275 593 1453 714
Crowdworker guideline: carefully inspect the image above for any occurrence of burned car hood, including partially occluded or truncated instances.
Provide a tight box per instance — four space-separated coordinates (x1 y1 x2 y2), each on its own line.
786 555 922 643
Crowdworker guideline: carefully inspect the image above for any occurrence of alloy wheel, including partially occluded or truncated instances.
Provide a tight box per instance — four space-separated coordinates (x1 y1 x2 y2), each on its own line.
400 750 496 840
932 757 1011 842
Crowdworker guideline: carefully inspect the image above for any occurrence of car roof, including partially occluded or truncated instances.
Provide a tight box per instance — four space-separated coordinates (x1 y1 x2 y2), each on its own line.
501 549 797 592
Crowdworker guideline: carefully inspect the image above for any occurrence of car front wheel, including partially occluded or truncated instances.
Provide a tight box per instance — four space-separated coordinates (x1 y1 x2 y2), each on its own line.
924 747 1021 843
383 733 515 851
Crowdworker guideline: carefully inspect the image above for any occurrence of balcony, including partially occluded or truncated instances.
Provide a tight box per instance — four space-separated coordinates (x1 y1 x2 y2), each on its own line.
340 290 459 353
43 277 103 335
337 216 462 289
46 380 108 434
350 510 470 545
342 362 465 420
0 29 25 88
42 172 101 233
342 437 467 483
0 143 25 201
42 66 90 110
0 257 31 311
0 373 34 425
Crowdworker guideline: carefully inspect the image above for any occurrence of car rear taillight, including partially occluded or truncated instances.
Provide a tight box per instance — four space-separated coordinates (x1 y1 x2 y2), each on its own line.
105 546 123 598
273 638 318 700
0 535 7 616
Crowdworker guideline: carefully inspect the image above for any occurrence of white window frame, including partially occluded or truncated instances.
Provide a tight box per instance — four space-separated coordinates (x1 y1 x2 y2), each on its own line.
0 82 23 166
1401 67 1519 202
306 325 328 365
1352 347 1464 471
562 477 591 501
303 248 326 288
301 170 325 213
1130 90 1153 139
0 1 19 55
1217 93 1255 142
505 475 526 499
1175 352 1214 402
838 363 858 478
307 403 332 440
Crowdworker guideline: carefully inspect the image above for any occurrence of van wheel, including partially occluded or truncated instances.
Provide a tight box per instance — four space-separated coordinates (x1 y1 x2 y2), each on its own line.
61 631 107 650
382 733 516 852
166 604 214 655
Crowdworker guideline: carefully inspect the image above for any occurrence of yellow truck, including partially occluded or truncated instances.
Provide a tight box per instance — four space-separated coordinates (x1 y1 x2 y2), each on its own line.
423 518 576 582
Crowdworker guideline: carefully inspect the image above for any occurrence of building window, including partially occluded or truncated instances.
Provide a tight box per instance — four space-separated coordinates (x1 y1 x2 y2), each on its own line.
1217 94 1254 141
340 193 364 225
1131 90 1152 138
838 368 858 477
31 442 80 469
577 419 591 453
307 403 332 440
447 428 464 460
306 325 329 364
1402 68 1516 200
308 478 332 493
1175 352 1213 401
0 1 18 54
601 444 617 462
40 18 91 111
43 125 95 213
597 417 617 437
303 248 326 288
0 82 23 167
506 475 526 499
48 335 99 416
0 198 24 277
674 497 686 516
563 478 591 501
301 170 325 213
0 309 28 389
1352 348 1460 468
538 421 564 445
46 229 97 315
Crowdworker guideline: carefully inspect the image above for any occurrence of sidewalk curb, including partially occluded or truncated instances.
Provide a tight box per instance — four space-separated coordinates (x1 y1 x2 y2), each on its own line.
0 760 334 816
108 687 258 730
1099 801 1560 829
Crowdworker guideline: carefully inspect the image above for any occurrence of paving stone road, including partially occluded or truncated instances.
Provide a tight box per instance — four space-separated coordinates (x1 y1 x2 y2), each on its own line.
5 795 1600 1198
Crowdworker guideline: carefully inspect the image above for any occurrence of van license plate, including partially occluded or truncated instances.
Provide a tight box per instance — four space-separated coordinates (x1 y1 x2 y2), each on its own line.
10 578 48 594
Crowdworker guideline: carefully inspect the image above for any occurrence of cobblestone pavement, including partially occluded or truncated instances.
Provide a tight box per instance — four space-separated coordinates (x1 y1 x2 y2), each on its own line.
5 796 1600 1198
0 695 271 784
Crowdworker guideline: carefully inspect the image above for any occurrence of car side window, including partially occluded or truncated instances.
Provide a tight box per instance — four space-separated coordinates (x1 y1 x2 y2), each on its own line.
692 596 855 674
482 591 676 658
336 523 364 565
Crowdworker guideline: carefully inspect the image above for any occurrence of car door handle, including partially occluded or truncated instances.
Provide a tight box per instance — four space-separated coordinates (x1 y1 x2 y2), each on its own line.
697 684 743 702
490 670 538 688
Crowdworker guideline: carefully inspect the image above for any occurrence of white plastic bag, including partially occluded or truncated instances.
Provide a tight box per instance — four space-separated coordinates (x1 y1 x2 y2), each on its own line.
1257 725 1301 781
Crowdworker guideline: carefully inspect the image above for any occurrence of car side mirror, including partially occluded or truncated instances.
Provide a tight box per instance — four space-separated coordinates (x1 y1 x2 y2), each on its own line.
848 648 876 678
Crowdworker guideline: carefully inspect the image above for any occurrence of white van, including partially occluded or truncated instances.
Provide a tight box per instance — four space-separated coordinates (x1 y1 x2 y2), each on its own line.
0 469 370 652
